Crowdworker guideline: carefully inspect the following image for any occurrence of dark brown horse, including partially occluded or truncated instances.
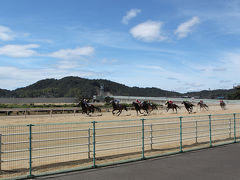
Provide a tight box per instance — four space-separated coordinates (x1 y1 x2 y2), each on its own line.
165 101 180 113
182 101 194 114
197 101 208 111
111 100 128 116
132 101 151 116
78 100 101 115
149 103 158 111
220 100 226 110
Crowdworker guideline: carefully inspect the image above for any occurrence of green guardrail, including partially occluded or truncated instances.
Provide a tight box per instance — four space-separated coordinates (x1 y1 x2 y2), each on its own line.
1 113 240 180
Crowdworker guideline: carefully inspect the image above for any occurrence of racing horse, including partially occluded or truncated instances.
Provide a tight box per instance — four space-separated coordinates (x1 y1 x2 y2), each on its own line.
78 100 101 115
132 101 151 116
149 103 158 111
220 100 226 110
182 101 194 114
110 100 128 116
197 101 209 111
165 101 180 113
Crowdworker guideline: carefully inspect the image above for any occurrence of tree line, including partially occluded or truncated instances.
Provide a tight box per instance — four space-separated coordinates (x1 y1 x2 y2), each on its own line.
0 76 239 99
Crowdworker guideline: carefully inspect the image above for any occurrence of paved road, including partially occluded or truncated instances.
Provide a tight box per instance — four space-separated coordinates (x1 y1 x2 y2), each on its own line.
37 143 240 180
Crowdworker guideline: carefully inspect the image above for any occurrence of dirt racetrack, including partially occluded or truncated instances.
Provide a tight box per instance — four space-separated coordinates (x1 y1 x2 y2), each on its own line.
0 103 239 179
0 103 239 126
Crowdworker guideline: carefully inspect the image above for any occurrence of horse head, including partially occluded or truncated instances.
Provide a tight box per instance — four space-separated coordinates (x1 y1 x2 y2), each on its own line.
182 101 187 105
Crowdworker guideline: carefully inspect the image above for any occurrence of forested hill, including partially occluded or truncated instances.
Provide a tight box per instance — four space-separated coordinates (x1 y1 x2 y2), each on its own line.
0 76 239 99
184 89 238 100
0 76 181 98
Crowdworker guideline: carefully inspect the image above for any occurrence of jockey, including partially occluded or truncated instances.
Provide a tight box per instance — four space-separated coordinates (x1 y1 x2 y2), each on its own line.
136 99 142 106
83 99 89 107
114 99 120 105
169 100 173 104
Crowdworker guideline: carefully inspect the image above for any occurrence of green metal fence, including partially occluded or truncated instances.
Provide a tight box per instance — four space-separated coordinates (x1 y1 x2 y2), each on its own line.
0 113 240 179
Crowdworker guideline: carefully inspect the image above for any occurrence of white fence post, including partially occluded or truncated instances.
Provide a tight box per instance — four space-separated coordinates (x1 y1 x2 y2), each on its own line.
195 120 198 143
150 124 153 150
88 128 91 159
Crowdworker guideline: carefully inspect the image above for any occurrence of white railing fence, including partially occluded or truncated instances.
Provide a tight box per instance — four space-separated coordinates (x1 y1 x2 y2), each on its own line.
0 113 239 179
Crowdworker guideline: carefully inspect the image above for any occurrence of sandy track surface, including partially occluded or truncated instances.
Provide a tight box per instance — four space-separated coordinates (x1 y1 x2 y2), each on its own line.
0 104 239 179
0 104 239 126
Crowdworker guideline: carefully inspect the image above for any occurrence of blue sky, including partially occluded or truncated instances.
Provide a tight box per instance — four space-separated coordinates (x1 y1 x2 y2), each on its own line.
0 0 240 92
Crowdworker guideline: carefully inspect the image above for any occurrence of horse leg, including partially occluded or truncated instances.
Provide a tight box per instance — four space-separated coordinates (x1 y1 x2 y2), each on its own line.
112 109 116 115
145 109 149 115
117 110 122 116
205 106 209 111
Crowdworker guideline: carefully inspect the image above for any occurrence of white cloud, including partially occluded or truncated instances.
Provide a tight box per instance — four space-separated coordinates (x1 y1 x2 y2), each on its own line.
49 46 94 59
212 67 227 71
56 60 86 69
100 58 118 64
122 9 141 24
220 80 231 83
0 25 15 41
130 21 167 42
0 45 94 59
184 82 203 87
175 16 200 39
0 44 39 57
137 65 164 71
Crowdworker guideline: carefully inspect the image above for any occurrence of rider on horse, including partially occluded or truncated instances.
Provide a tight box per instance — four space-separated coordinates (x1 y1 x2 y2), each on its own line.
166 100 173 104
83 99 89 108
136 99 142 107
114 99 120 105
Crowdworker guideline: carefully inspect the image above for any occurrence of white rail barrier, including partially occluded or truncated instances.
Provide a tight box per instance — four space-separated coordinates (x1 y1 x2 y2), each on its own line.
0 113 239 179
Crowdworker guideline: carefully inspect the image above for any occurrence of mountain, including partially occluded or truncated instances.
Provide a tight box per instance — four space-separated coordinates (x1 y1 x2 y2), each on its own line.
0 76 181 98
0 76 239 99
0 88 12 97
184 89 238 99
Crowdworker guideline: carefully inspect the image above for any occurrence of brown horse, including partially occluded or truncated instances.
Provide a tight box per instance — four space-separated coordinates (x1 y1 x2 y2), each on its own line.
78 100 101 115
149 103 158 111
220 100 226 110
165 101 180 113
197 101 209 111
182 101 194 114
132 101 151 116
111 100 128 116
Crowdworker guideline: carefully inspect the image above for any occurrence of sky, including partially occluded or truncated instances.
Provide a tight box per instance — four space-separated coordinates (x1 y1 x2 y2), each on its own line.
0 0 240 93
